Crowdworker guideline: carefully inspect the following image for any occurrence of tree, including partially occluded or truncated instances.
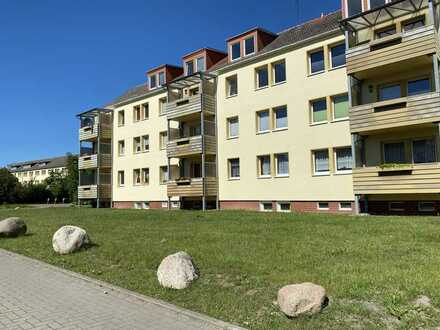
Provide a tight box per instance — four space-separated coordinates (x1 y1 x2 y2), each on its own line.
0 168 19 203
65 153 79 203
45 171 68 202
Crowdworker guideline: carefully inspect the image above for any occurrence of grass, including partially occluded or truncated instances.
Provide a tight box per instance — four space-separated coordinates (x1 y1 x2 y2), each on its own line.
1 208 440 329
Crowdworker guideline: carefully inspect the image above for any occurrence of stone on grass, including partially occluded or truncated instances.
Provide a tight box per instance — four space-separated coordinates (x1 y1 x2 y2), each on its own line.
157 251 199 289
0 217 27 237
277 282 327 317
52 225 90 254
413 295 432 308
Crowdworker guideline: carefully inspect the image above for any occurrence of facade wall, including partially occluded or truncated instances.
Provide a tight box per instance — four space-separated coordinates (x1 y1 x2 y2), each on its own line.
12 166 67 184
216 34 354 207
111 90 179 204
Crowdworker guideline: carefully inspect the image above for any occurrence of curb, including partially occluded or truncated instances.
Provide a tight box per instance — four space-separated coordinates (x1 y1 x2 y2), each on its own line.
0 248 246 330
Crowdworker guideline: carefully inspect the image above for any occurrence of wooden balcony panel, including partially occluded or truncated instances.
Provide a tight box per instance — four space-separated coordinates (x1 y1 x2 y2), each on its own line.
349 92 440 133
79 124 112 141
346 26 439 75
166 94 215 119
78 184 111 199
353 163 440 194
167 177 217 197
167 135 216 158
78 154 112 169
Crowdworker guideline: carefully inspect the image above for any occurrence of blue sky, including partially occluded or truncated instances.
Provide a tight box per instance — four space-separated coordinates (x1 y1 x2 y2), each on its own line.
0 0 340 167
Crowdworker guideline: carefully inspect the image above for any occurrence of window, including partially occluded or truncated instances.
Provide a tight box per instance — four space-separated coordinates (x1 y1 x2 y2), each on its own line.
118 110 125 126
118 171 125 186
160 166 168 184
231 42 241 60
256 66 269 89
118 140 125 156
335 147 353 173
257 110 270 132
141 168 150 185
379 84 401 101
133 169 141 185
376 26 396 39
159 97 167 115
142 135 149 152
419 202 435 212
257 155 271 177
227 116 239 138
160 131 168 149
133 105 141 122
313 149 329 175
277 202 291 212
260 202 273 212
133 137 141 153
171 201 180 208
311 99 328 123
142 202 150 210
42 170 46 175
274 106 288 129
134 202 142 209
244 36 255 56
339 202 352 211
317 202 329 210
226 75 238 97
383 142 405 164
142 103 149 120
408 78 430 96
370 0 386 9
228 158 240 179
196 57 205 72
332 94 349 120
161 201 169 208
413 139 436 163
272 60 286 84
347 0 362 16
403 17 425 32
186 60 194 75
275 153 289 176
389 202 405 211
309 49 324 74
149 75 157 89
158 71 165 86
330 43 346 68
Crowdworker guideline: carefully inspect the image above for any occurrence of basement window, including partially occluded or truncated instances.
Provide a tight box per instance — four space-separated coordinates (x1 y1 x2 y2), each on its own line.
260 202 273 212
317 202 329 210
389 202 405 211
142 202 150 210
339 202 352 210
418 202 435 212
277 202 291 212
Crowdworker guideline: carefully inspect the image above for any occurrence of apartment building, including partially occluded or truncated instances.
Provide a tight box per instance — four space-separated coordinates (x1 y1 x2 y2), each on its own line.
77 0 440 214
341 0 440 214
8 156 69 184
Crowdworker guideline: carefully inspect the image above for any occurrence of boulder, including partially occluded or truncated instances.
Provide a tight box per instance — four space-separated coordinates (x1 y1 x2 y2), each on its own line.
52 225 90 254
0 217 27 237
157 251 199 289
277 282 327 317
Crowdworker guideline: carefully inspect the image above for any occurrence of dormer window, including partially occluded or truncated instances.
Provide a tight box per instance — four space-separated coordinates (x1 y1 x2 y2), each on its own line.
158 71 165 86
149 75 157 89
244 36 255 56
231 42 241 61
196 57 205 72
186 60 194 75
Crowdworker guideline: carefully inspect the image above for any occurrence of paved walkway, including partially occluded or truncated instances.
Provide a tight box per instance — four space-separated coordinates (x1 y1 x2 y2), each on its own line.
0 249 243 330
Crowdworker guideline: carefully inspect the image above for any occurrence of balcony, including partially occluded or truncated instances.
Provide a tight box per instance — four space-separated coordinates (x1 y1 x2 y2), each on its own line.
167 177 217 197
78 154 112 169
352 163 440 195
346 25 439 75
78 184 111 199
166 94 215 119
167 132 216 158
349 92 440 133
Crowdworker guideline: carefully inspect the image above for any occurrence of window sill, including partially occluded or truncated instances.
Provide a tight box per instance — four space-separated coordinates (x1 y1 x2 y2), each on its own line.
118 185 125 188
118 154 125 157
328 65 346 72
255 85 269 91
258 175 272 179
226 94 238 99
313 172 330 177
228 177 240 181
310 121 328 127
331 117 349 123
256 130 271 135
308 70 325 77
334 171 352 175
273 127 288 132
271 81 286 87
227 136 239 140
275 174 289 178
117 124 125 127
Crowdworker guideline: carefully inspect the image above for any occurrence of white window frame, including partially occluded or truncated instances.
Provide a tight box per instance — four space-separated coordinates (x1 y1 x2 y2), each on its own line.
196 56 205 72
344 0 367 17
134 202 142 209
171 201 180 209
308 48 325 75
275 153 289 177
329 43 346 69
133 137 142 154
257 155 272 178
142 135 150 152
160 131 168 150
332 94 349 121
339 202 352 211
228 158 240 180
142 202 150 210
334 147 353 174
230 41 241 61
276 202 291 213
256 109 270 133
260 201 273 212
118 140 125 157
273 105 288 130
366 0 393 11
118 110 125 126
313 149 330 176
141 168 150 185
317 202 329 210
271 60 286 85
133 105 141 122
255 65 269 90
133 169 141 186
226 75 238 97
141 103 149 120
149 74 157 89
118 170 125 187
244 36 255 57
227 116 239 138
161 201 169 208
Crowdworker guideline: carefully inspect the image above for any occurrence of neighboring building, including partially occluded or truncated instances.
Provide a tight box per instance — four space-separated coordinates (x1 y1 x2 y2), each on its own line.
340 0 440 214
8 156 69 184
77 0 440 214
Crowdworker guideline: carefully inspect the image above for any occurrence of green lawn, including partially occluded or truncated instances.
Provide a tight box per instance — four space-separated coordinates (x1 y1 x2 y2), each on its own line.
0 208 439 329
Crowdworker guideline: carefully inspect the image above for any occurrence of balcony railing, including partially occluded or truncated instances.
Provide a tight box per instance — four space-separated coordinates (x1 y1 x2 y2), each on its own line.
349 92 440 133
167 177 217 197
346 25 439 75
167 135 216 158
78 184 111 199
166 94 215 119
78 154 112 169
353 163 440 195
